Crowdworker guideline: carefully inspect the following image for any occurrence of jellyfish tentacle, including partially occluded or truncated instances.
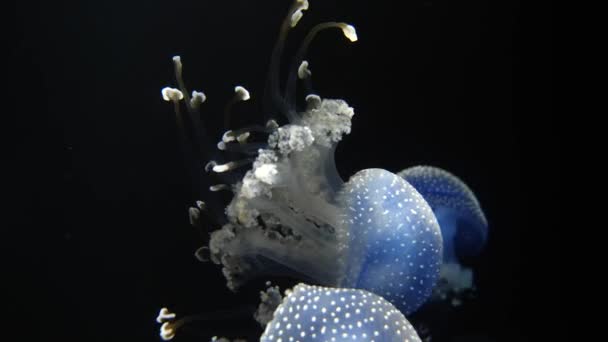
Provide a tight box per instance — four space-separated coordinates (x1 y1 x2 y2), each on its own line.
285 22 358 107
155 306 255 341
297 60 313 97
164 57 228 216
265 0 310 121
161 85 205 198
222 122 278 144
172 57 208 162
210 222 344 290
217 141 268 156
224 85 251 129
211 159 255 174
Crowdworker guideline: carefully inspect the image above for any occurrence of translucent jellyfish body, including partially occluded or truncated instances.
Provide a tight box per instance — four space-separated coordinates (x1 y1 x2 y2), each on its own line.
398 166 488 301
207 111 443 314
260 283 422 342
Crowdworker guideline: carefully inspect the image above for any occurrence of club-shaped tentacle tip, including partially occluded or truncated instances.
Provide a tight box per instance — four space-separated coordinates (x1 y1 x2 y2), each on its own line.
161 87 184 102
188 207 201 226
196 200 206 210
205 160 218 172
266 119 279 130
172 55 182 70
160 322 175 340
210 184 230 192
236 132 250 143
290 0 310 28
298 60 312 79
339 23 358 42
190 90 206 108
222 130 236 143
234 86 251 101
212 162 236 173
305 94 322 109
156 307 176 324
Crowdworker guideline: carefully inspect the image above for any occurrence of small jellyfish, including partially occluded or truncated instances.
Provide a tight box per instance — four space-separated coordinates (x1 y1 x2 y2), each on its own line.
260 283 422 342
398 166 488 301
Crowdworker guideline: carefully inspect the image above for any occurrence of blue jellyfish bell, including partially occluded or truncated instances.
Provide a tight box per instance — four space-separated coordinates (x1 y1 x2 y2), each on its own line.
260 283 422 342
398 166 488 302
339 168 443 314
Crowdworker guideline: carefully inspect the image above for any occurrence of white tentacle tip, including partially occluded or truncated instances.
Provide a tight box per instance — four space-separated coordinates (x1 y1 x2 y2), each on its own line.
290 1 309 27
212 162 234 173
160 322 175 340
161 87 184 102
305 94 322 109
190 90 206 108
156 308 176 324
222 130 235 143
234 86 250 101
291 10 304 27
210 184 230 192
266 120 279 130
196 200 206 210
172 56 183 72
237 132 250 143
188 207 201 226
297 0 309 10
298 60 312 79
205 160 218 172
340 24 358 42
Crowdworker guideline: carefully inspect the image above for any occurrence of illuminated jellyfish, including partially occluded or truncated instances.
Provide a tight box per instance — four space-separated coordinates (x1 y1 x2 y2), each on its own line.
259 283 421 342
398 166 488 303
157 283 422 342
161 0 443 316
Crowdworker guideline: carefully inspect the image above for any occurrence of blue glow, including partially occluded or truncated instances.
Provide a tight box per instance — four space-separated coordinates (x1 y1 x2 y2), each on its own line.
260 283 421 342
398 166 487 261
340 168 442 314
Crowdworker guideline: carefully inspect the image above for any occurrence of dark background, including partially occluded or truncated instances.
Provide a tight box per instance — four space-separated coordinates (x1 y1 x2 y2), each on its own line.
8 0 555 341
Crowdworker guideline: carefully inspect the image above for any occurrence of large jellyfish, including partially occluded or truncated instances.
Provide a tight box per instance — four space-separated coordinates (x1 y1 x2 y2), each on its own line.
161 0 444 317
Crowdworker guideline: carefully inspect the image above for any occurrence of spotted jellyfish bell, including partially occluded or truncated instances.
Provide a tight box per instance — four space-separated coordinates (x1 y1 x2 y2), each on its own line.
339 169 443 315
398 166 488 303
259 283 422 342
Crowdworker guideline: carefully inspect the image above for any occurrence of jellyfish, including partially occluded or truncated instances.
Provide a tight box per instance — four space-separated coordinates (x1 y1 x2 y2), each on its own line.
161 0 446 316
259 283 422 342
398 166 488 303
338 169 442 314
162 1 443 315
157 282 422 341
